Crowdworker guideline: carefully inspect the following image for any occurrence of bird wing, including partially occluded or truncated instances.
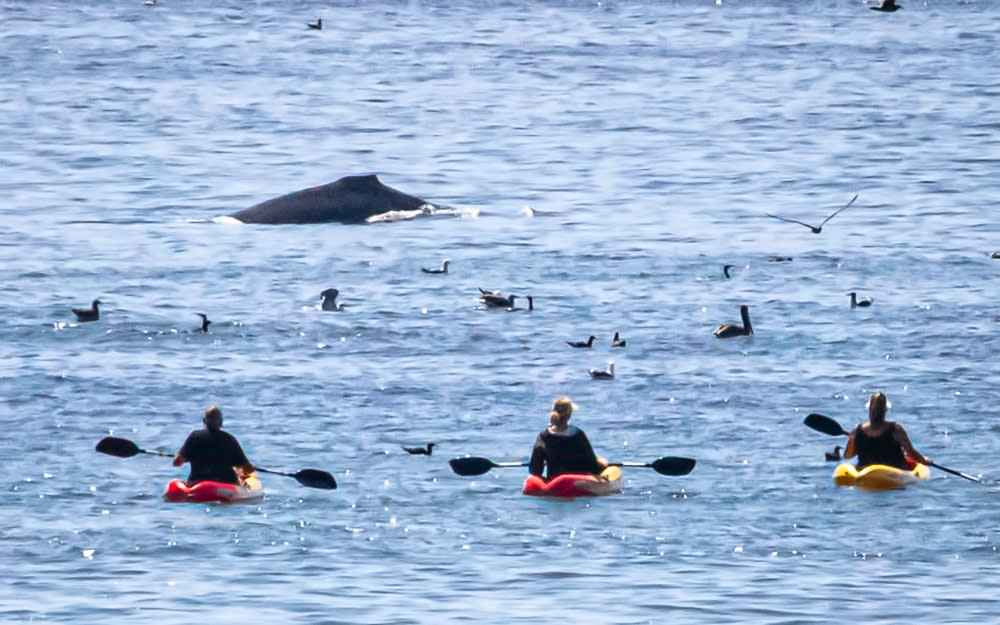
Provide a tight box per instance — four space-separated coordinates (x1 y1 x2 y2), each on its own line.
765 213 817 230
818 193 859 227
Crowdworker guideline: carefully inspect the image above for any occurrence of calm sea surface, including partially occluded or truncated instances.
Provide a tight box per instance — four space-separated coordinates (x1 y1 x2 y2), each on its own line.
2 1 999 623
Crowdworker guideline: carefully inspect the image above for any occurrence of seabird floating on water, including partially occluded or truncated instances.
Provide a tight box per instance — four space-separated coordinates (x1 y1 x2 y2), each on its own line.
714 305 753 339
195 313 211 332
72 299 101 323
567 335 596 348
870 0 901 11
401 443 436 455
612 331 627 348
422 260 450 274
588 361 615 380
849 292 873 308
481 291 516 309
321 288 344 311
825 446 842 461
308 18 323 29
765 193 859 234
507 295 533 312
723 264 734 279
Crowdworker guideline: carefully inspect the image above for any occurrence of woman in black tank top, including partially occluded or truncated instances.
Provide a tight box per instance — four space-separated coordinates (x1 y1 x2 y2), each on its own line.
844 393 930 470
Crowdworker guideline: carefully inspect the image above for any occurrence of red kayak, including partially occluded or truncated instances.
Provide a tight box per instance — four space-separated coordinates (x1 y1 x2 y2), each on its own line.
163 473 263 503
522 466 622 498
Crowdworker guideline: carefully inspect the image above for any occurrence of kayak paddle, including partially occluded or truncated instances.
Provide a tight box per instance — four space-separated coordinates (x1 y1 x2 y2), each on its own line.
448 457 528 476
96 436 172 458
95 436 338 489
449 455 696 477
803 413 981 483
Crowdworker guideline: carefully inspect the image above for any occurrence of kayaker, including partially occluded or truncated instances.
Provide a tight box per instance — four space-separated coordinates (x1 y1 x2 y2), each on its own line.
173 406 255 485
843 393 931 470
529 397 608 480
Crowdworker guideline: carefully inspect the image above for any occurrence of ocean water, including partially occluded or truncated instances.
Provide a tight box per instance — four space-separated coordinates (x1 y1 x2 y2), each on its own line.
2 1 999 623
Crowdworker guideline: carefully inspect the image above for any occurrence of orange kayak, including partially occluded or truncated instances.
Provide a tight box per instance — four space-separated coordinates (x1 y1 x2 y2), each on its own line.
163 473 263 503
522 466 622 498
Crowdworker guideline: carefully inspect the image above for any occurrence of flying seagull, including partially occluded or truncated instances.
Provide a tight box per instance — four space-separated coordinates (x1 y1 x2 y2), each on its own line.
765 193 859 234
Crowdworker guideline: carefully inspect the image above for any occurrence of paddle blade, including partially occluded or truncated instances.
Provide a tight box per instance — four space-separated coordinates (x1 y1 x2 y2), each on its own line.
293 469 337 489
95 436 141 458
804 413 849 436
449 457 495 476
650 457 697 476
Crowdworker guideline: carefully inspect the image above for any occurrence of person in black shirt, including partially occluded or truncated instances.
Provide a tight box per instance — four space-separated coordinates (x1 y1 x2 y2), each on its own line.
173 406 254 485
529 397 608 480
844 393 930 470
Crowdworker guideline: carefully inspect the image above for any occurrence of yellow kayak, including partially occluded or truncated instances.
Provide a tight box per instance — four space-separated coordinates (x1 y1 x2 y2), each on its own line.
833 462 930 490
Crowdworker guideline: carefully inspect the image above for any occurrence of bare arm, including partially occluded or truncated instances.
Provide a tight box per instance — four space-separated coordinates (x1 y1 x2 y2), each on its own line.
893 424 930 465
172 450 186 467
843 426 858 459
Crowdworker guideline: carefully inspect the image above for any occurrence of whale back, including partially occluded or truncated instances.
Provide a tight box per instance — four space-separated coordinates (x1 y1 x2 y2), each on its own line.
230 174 428 224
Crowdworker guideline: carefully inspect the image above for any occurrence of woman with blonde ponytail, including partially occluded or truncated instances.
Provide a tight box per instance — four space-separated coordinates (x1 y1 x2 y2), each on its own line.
844 393 930 470
528 397 608 480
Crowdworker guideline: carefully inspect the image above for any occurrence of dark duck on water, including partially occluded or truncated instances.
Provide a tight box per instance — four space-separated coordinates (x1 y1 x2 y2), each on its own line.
871 0 901 11
479 289 517 309
195 313 211 332
714 305 753 339
321 288 344 311
849 292 873 308
401 443 436 455
72 299 101 322
588 361 615 380
421 260 449 274
567 335 596 348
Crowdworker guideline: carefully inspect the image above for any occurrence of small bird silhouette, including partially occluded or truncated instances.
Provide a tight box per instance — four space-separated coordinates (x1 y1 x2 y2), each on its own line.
588 362 615 380
72 299 101 322
723 264 734 279
714 305 753 339
870 0 900 11
991 252 999 259
849 292 873 308
825 445 842 461
769 256 793 262
612 331 626 348
308 18 323 30
195 313 211 332
765 193 859 234
508 295 533 311
480 291 516 309
321 288 343 311
422 260 449 274
401 443 436 455
567 335 596 348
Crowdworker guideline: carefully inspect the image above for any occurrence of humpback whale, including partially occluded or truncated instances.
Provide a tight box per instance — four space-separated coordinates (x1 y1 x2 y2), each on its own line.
229 175 432 225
